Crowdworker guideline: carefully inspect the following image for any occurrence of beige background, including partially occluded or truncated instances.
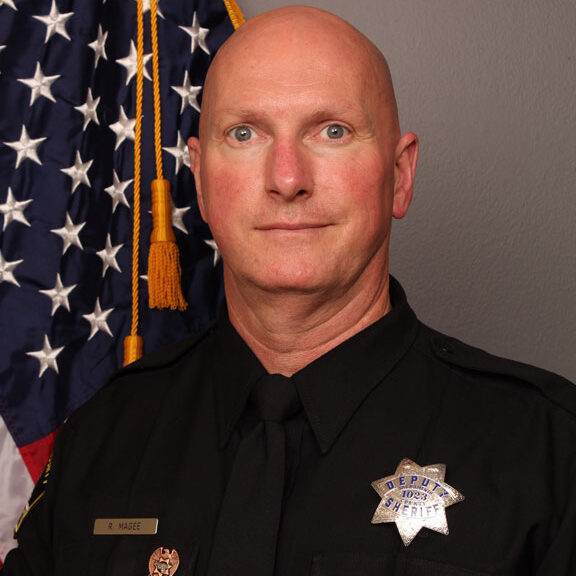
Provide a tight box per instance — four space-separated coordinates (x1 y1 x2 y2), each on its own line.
236 0 576 382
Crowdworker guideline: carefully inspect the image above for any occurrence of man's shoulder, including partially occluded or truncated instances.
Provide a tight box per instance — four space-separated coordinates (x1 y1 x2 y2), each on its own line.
119 329 212 374
68 328 216 425
413 323 576 419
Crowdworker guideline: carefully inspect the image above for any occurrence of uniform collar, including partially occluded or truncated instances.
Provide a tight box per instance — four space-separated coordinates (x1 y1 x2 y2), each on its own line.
212 276 419 453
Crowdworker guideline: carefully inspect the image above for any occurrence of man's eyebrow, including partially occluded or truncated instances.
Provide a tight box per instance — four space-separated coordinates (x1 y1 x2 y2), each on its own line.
304 106 375 133
211 108 266 122
212 106 367 125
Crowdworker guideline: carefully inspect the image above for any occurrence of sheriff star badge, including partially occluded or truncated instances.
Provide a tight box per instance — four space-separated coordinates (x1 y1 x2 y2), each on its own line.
371 458 464 546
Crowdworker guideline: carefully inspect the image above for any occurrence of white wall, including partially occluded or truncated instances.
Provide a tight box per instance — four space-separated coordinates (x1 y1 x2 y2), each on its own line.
236 0 576 382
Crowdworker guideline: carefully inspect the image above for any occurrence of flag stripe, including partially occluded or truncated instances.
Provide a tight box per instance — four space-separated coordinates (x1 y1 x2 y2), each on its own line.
19 430 58 484
0 418 34 562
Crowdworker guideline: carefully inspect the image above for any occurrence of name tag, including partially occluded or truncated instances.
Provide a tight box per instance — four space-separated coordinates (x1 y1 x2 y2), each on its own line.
93 518 158 535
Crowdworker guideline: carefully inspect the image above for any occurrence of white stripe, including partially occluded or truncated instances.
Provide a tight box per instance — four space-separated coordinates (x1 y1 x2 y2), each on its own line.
0 418 34 562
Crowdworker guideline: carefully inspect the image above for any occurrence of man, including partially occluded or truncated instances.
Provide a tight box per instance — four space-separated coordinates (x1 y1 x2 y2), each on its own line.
4 6 576 576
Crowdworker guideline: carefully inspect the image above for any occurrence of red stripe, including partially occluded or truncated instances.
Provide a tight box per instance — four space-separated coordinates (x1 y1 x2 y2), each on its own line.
19 431 58 483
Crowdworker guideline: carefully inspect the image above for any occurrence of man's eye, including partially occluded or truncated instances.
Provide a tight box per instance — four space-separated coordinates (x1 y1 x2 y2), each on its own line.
231 126 253 142
323 124 348 139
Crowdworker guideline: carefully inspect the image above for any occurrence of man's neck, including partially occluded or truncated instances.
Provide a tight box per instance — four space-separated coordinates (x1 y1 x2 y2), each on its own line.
225 274 391 376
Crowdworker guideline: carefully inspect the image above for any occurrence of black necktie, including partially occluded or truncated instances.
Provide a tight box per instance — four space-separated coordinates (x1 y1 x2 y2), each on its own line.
207 374 300 576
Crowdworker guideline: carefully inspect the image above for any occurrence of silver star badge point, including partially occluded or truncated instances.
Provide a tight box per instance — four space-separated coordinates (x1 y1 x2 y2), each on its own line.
371 458 464 546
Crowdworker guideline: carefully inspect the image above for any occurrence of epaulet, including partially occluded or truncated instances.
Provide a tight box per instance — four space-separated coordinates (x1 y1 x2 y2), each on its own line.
115 330 211 378
427 331 576 418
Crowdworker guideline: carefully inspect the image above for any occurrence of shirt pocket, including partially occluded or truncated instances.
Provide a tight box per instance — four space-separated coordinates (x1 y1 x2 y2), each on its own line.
310 552 495 576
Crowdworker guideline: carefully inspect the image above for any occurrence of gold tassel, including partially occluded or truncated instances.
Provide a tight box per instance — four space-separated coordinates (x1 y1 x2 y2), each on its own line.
148 179 187 310
123 334 144 365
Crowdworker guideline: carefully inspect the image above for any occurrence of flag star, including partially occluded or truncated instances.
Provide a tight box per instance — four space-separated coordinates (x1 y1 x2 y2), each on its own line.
204 239 221 266
139 0 165 18
82 298 114 340
180 12 210 55
172 203 190 235
26 336 64 378
33 0 74 43
39 273 76 315
18 63 60 105
104 171 132 213
116 40 152 86
97 235 123 276
0 0 17 10
61 151 93 193
171 71 202 114
109 107 136 150
163 132 190 174
88 25 108 68
0 250 23 287
74 88 100 130
1 188 33 231
51 213 85 254
4 126 46 169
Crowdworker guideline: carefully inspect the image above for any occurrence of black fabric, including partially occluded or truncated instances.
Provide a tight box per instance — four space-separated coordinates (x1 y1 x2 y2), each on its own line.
207 375 300 576
4 278 576 576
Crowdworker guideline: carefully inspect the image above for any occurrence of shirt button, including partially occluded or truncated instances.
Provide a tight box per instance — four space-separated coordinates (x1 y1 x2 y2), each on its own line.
439 340 454 354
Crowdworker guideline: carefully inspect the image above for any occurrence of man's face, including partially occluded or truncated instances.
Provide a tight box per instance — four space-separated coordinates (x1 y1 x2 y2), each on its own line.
190 15 415 300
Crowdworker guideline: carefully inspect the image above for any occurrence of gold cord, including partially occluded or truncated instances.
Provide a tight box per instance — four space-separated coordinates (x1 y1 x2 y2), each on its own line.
223 0 245 29
123 0 145 365
124 0 245 363
147 0 187 311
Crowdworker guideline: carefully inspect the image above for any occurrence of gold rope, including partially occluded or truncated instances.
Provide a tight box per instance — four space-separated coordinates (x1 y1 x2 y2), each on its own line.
150 0 164 178
223 0 245 29
147 0 187 311
123 0 145 365
124 0 244 363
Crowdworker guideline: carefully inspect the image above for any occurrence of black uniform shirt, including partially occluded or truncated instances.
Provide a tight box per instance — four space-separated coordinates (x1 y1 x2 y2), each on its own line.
5 278 576 575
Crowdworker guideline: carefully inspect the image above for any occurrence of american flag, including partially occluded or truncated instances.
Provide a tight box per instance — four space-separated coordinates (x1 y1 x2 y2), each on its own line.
0 0 241 563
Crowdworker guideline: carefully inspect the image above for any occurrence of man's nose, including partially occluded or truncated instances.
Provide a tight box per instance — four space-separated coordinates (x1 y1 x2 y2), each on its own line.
265 138 312 200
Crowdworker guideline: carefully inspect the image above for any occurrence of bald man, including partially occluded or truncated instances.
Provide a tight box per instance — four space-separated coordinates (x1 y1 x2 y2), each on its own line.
5 7 576 576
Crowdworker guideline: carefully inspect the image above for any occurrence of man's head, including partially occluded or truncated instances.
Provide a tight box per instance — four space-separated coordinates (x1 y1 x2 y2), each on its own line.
188 6 418 304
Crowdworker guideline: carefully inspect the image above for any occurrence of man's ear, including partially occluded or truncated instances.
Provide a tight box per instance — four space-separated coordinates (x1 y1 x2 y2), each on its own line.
392 132 419 219
187 136 207 221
